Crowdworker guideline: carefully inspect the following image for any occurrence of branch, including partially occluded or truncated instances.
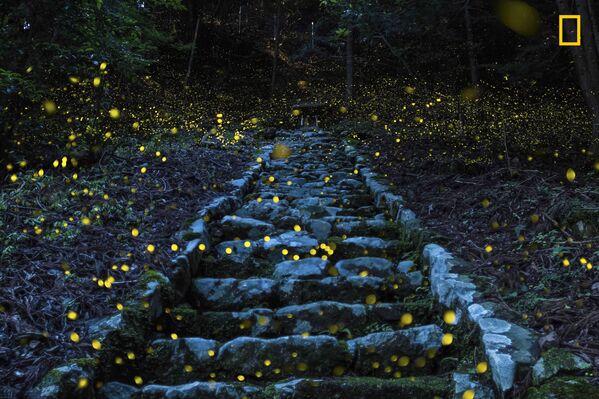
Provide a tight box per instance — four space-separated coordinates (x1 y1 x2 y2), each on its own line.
374 33 413 76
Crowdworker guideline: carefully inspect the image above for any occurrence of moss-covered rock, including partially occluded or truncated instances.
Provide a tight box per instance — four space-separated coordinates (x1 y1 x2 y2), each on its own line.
269 376 449 398
525 377 599 399
144 337 220 384
532 348 593 385
31 363 95 399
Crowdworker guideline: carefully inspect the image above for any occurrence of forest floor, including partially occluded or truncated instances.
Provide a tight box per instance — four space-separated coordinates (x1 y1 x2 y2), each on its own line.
3 116 599 394
364 128 599 373
0 132 254 394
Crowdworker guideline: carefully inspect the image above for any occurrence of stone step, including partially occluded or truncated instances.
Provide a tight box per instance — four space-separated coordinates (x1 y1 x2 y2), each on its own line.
104 376 450 399
143 325 444 384
333 237 401 259
191 276 415 311
81 130 455 399
271 376 450 399
332 219 390 237
175 300 434 340
218 216 276 240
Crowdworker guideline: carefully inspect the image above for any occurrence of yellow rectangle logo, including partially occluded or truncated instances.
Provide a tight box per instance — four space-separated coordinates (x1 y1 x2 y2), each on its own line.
559 15 581 46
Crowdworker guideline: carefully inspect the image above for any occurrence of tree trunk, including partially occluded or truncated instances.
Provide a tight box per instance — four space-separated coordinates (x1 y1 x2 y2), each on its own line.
184 16 201 86
270 6 281 96
346 29 354 100
557 0 599 148
464 0 479 86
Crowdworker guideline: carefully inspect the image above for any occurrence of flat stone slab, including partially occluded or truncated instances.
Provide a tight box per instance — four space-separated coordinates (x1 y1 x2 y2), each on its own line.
220 216 275 240
215 240 255 264
478 318 540 392
278 276 395 305
272 376 449 399
192 278 276 311
273 258 331 280
217 335 352 379
236 200 300 222
333 219 388 237
274 301 366 336
140 381 260 399
261 231 319 255
195 308 276 340
146 338 219 383
532 348 592 385
334 257 394 278
307 219 332 241
348 325 444 375
97 382 139 399
336 237 400 258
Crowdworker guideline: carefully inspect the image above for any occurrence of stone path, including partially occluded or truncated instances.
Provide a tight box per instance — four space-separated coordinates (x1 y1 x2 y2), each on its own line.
88 129 459 398
32 129 599 399
45 132 478 399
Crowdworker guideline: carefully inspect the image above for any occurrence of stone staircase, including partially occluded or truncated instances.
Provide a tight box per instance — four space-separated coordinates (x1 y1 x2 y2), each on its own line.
34 130 481 399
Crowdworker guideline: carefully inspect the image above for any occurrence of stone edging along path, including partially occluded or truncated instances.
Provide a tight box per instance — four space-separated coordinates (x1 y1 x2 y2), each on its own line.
345 143 540 396
31 128 545 399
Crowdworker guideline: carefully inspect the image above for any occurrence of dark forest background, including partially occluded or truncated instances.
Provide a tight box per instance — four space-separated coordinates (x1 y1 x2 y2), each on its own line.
2 0 599 169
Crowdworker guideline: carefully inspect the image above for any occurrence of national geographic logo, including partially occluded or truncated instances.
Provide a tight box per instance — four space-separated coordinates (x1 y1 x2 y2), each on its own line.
559 14 581 46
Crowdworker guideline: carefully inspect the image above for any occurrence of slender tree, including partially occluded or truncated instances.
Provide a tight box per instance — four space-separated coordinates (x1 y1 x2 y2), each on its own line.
556 0 599 146
464 0 479 86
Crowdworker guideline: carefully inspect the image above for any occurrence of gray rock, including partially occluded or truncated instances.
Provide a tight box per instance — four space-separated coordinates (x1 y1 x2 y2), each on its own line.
524 376 599 399
185 218 210 244
466 302 496 323
273 258 330 280
192 278 276 311
452 373 495 399
333 219 387 237
220 216 275 240
294 197 337 217
236 200 299 222
33 363 95 399
215 240 255 264
336 237 399 258
398 209 419 227
308 220 332 241
406 271 424 287
348 325 444 374
262 231 318 254
199 196 240 220
532 348 592 385
275 301 366 335
97 382 139 399
324 206 343 217
424 243 478 306
334 257 394 278
217 335 352 379
197 308 275 340
146 338 220 383
478 318 539 392
272 376 449 398
397 260 415 274
278 276 390 305
338 178 363 189
140 381 260 399
87 313 123 341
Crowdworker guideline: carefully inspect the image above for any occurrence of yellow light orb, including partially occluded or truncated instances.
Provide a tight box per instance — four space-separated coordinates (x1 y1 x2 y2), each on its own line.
43 100 57 115
441 333 454 346
566 168 576 182
443 310 456 325
476 361 488 374
109 108 120 119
